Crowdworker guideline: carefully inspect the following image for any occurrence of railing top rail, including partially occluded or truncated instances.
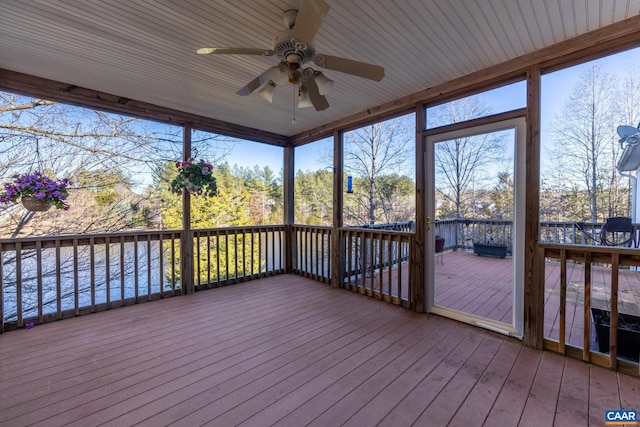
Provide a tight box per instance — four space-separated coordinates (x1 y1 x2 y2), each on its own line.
291 224 333 231
344 221 414 230
193 224 286 235
339 227 415 238
0 229 182 246
539 242 640 255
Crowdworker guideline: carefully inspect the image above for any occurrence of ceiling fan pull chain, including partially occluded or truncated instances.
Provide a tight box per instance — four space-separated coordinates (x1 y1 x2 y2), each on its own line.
292 83 296 124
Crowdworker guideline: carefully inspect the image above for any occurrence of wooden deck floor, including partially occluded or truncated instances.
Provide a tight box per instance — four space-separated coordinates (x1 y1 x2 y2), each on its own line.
434 250 640 353
1 275 639 426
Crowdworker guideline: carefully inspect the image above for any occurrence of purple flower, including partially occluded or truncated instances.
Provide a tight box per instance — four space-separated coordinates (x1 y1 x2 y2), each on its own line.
0 171 71 210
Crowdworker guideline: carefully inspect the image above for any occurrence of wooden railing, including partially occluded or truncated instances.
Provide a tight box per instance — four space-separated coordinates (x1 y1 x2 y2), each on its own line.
341 227 413 308
0 226 288 331
291 225 332 283
348 221 415 233
192 225 285 290
0 230 182 331
540 243 640 375
435 218 512 251
435 218 640 250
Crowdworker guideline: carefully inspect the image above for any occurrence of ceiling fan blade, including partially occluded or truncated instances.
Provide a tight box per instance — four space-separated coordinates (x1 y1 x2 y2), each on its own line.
197 47 275 56
305 76 329 111
314 54 385 81
236 68 273 96
291 0 330 46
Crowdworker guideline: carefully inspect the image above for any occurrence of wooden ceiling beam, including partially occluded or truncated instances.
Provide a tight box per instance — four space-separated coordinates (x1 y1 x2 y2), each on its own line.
0 68 288 147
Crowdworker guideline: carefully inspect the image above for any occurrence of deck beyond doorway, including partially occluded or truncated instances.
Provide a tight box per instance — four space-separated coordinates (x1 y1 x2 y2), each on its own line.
1 274 638 426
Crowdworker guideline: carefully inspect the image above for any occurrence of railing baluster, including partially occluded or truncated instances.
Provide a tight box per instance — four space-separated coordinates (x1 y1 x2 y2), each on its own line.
105 237 111 307
134 234 139 303
271 227 275 273
609 253 619 369
559 249 566 354
171 233 177 293
55 240 62 318
583 251 591 362
234 230 239 280
16 242 22 327
241 231 246 281
378 231 383 301
397 235 402 304
196 234 201 289
216 230 221 285
120 236 125 305
225 230 230 283
36 240 43 323
387 235 392 298
250 229 255 278
74 238 79 315
369 231 375 294
146 237 151 298
158 233 164 297
91 237 96 311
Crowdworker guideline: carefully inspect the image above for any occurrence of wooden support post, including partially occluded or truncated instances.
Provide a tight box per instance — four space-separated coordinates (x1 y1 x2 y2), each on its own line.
181 124 194 295
412 102 426 312
331 129 345 288
283 144 295 273
523 66 543 348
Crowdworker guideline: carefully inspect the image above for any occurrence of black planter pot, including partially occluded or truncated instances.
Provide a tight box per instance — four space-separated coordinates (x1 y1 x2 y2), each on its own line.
473 243 508 258
591 307 640 362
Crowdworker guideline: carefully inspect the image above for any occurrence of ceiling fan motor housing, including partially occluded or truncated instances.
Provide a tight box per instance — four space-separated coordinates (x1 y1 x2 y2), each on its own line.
272 29 315 65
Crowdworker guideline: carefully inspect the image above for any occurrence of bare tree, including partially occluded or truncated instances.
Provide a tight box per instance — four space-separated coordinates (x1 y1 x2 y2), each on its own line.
615 63 640 217
343 116 414 225
430 96 506 218
0 91 235 321
551 64 616 222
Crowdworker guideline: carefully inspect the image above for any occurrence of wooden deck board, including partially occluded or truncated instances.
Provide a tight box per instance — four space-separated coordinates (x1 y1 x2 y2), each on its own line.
483 346 542 427
433 251 640 354
1 274 639 427
518 351 565 427
554 356 591 427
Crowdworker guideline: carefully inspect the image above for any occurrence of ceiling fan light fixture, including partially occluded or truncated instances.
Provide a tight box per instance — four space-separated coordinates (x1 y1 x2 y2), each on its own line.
270 64 289 85
314 72 334 95
288 68 300 84
258 81 276 103
298 86 313 108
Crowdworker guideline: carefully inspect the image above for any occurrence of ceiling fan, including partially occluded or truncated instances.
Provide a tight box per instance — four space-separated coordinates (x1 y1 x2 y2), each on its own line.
196 0 385 112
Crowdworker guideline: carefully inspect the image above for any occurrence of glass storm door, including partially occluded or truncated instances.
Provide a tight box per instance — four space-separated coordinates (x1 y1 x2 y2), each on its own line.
425 117 525 337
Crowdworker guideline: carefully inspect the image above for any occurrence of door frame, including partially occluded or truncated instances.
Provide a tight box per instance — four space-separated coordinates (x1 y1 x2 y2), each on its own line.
424 116 526 338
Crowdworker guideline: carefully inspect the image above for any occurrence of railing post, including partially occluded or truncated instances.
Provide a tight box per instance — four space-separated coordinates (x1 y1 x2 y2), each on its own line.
283 145 295 273
523 65 542 348
181 124 194 295
331 129 345 288
412 102 425 311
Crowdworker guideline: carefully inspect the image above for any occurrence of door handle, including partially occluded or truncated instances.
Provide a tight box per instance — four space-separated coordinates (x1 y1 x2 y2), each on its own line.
426 216 432 233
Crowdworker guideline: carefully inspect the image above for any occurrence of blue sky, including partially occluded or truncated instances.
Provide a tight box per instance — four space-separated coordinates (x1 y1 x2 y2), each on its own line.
218 46 640 177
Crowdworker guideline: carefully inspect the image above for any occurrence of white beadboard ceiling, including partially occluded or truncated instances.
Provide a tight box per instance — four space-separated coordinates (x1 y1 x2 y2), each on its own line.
1 0 639 138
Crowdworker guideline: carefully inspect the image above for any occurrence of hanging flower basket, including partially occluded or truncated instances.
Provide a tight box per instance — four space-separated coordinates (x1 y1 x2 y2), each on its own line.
21 195 52 212
169 158 217 197
0 172 70 211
